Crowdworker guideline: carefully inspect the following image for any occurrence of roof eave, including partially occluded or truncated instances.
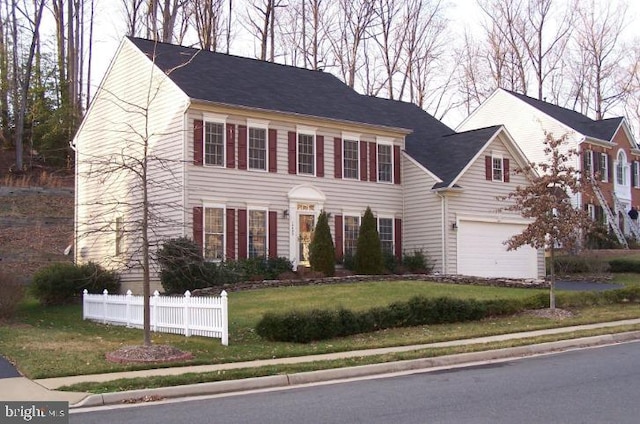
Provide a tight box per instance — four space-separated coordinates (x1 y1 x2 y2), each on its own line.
189 98 414 135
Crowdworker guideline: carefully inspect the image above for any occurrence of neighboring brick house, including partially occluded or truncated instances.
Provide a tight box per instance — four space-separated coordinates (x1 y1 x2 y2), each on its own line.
73 38 544 293
458 89 640 246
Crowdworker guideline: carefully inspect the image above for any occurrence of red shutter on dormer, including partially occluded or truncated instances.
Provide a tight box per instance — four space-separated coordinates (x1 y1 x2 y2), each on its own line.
360 141 368 181
334 138 342 178
503 158 510 182
193 207 203 250
334 214 343 261
194 120 203 166
269 129 277 173
226 208 235 260
316 135 325 177
394 218 402 260
369 142 377 182
238 209 247 259
485 156 492 180
226 124 235 168
238 125 247 170
288 131 297 174
393 145 401 184
268 211 277 258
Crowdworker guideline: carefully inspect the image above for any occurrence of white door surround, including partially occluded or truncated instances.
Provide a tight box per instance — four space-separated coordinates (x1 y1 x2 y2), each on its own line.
287 184 326 269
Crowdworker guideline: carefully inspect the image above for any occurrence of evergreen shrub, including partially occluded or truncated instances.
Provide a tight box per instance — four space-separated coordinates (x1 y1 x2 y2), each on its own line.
354 207 383 274
309 210 335 276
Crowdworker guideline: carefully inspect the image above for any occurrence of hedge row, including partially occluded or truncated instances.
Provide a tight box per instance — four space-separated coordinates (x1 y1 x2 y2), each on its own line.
255 295 547 343
608 259 640 273
256 287 640 343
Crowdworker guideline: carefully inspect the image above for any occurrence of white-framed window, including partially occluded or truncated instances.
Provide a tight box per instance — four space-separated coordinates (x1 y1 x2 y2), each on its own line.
600 153 609 182
343 139 359 179
344 215 360 256
204 121 225 166
616 150 627 186
587 204 596 221
248 209 267 258
583 150 593 175
298 133 315 175
204 206 225 261
378 217 394 254
632 161 640 188
492 156 503 182
248 127 267 170
377 143 393 183
115 216 124 256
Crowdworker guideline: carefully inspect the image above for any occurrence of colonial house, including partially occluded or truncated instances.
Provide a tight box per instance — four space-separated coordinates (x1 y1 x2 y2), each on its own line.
458 89 640 247
73 38 544 293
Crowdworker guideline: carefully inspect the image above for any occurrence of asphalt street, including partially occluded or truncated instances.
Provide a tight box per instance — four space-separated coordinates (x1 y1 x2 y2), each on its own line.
0 355 19 379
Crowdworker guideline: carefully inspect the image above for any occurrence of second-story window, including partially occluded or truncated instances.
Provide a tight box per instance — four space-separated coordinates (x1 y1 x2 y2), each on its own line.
249 127 267 170
617 150 627 186
205 122 224 166
492 156 503 181
378 144 393 183
600 153 609 182
298 134 315 175
344 140 359 179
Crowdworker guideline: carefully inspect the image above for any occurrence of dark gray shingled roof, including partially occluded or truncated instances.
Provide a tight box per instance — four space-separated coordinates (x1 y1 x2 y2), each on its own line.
506 90 623 141
128 37 496 188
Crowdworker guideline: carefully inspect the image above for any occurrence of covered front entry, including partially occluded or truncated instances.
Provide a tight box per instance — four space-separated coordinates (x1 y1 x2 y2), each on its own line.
287 185 325 269
457 219 538 279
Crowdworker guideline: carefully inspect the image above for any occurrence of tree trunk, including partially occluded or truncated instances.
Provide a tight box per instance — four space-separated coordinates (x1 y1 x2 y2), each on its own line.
549 242 556 310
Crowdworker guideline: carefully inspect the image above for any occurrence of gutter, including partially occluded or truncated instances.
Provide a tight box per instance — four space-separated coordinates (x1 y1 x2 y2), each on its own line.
69 139 78 264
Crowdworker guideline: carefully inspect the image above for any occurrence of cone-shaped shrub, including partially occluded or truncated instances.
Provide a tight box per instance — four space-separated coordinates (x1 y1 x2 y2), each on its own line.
354 206 383 274
309 210 335 276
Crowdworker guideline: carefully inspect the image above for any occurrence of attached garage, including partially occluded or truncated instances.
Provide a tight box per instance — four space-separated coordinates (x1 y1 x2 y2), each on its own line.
457 220 539 279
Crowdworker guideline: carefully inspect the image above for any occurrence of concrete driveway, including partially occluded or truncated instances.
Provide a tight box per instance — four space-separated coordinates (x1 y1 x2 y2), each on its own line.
556 281 623 292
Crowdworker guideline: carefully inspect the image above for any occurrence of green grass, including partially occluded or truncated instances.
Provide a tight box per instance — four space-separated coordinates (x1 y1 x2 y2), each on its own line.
1 278 639 380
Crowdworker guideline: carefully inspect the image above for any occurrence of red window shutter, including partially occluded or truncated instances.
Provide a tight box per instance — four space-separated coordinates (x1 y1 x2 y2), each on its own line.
268 211 278 258
394 218 402 261
194 120 203 166
485 156 492 180
608 154 613 181
369 142 377 182
238 125 247 170
269 129 277 173
238 209 247 259
316 135 325 177
226 124 235 168
334 137 342 178
503 158 510 182
288 131 297 174
393 145 401 184
334 214 343 261
226 208 236 260
193 207 203 250
360 141 368 181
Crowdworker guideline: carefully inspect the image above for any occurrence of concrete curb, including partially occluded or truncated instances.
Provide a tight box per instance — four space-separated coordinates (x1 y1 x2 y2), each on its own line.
71 331 640 408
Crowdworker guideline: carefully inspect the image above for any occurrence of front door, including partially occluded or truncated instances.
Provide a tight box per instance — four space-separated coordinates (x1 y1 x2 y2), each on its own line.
298 214 315 266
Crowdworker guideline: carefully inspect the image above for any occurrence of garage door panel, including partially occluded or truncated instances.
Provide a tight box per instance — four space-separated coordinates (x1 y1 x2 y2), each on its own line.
457 220 537 279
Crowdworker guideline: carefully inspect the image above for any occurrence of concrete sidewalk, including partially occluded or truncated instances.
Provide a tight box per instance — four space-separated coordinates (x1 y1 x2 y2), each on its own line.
2 319 640 408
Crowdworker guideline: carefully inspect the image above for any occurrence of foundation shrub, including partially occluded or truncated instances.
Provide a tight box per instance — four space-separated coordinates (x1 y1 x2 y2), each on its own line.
608 259 640 273
0 271 25 320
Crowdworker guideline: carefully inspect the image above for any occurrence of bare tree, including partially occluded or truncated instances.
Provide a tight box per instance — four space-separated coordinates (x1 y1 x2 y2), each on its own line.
327 0 375 88
570 0 630 120
146 0 188 43
191 0 226 51
500 133 593 310
122 0 146 37
243 0 285 61
275 0 329 69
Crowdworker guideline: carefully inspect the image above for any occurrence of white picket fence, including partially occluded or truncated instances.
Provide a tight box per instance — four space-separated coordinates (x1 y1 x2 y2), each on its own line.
82 289 228 345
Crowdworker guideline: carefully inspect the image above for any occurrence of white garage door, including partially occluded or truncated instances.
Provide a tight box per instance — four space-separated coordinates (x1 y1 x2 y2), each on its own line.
457 220 538 279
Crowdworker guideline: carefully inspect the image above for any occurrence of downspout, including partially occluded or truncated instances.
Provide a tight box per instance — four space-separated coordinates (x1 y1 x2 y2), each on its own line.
70 139 78 264
437 191 447 274
181 100 192 236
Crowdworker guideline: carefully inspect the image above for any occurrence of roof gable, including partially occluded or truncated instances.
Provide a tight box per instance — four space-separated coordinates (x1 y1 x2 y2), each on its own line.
505 90 623 141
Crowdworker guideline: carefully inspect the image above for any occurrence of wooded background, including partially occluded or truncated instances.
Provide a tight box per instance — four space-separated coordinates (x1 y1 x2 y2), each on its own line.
2 0 638 171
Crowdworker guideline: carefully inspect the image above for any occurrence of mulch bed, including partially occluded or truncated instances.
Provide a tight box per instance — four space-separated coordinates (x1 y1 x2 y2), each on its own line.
106 344 193 364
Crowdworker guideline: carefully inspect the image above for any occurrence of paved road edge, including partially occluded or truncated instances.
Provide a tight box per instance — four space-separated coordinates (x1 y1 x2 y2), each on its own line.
72 331 640 408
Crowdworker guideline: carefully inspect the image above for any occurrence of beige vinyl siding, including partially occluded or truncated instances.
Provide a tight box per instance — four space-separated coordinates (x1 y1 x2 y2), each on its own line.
186 110 405 259
402 156 444 273
445 134 545 277
458 89 581 170
75 40 189 293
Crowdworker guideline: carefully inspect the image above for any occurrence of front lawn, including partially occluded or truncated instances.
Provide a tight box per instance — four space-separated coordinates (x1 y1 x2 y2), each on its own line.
1 279 639 379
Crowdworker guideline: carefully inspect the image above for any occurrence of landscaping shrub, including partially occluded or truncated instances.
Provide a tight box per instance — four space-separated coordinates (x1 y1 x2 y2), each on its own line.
550 255 609 274
608 258 640 273
255 295 532 343
30 262 121 306
309 210 335 276
402 249 433 273
354 207 383 275
0 270 25 320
